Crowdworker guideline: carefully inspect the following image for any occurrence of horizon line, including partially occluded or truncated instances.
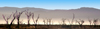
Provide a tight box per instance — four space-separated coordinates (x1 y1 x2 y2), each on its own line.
0 6 100 10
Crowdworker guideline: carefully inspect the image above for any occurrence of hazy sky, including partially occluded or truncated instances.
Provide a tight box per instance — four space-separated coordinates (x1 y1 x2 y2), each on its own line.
0 0 100 10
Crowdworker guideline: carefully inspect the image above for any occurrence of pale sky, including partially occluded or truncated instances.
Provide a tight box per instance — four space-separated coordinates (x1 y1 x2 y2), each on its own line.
0 0 100 25
0 0 100 10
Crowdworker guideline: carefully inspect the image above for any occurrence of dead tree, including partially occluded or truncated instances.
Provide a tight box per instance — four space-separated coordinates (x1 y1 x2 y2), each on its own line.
35 14 40 24
2 14 12 24
93 19 98 27
45 18 52 25
43 19 46 25
79 19 84 25
9 10 18 29
32 13 35 24
32 14 40 28
88 17 92 25
15 10 25 28
32 13 40 24
93 19 98 25
76 20 81 25
76 19 84 27
88 19 92 25
48 19 52 25
25 10 32 26
62 18 66 25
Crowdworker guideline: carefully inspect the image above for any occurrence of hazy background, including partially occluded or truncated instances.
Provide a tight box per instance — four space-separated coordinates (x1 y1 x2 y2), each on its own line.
0 7 100 25
0 0 100 25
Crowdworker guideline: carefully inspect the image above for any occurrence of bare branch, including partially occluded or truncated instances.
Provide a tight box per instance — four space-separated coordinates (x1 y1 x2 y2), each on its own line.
32 13 35 23
36 14 40 24
2 14 7 21
76 20 80 25
7 14 12 20
93 19 98 25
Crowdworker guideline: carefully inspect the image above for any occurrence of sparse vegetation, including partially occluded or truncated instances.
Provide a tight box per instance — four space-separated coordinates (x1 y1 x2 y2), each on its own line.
1 10 100 29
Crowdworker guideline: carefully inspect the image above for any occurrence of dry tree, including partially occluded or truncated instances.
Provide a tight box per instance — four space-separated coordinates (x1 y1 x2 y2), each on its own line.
19 20 23 24
88 17 92 25
75 20 83 27
48 19 52 25
2 14 12 24
76 19 84 27
43 19 46 25
88 19 92 25
45 18 52 25
79 19 84 25
35 14 40 24
25 10 32 26
75 20 81 25
32 13 40 24
8 10 18 29
93 19 98 25
32 13 35 24
14 10 26 28
32 13 40 28
61 18 66 25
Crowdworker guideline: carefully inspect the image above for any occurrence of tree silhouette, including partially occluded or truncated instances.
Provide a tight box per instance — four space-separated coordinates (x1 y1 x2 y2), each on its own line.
93 19 98 25
2 14 12 24
25 10 32 26
43 19 46 25
32 13 40 28
9 10 18 29
88 19 92 25
47 19 52 25
79 19 84 25
62 18 66 25
15 10 26 29
75 20 80 25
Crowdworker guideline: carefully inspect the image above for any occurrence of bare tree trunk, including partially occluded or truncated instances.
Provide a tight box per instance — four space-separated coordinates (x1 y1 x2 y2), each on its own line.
6 21 8 25
27 18 30 26
16 17 20 29
9 17 15 29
